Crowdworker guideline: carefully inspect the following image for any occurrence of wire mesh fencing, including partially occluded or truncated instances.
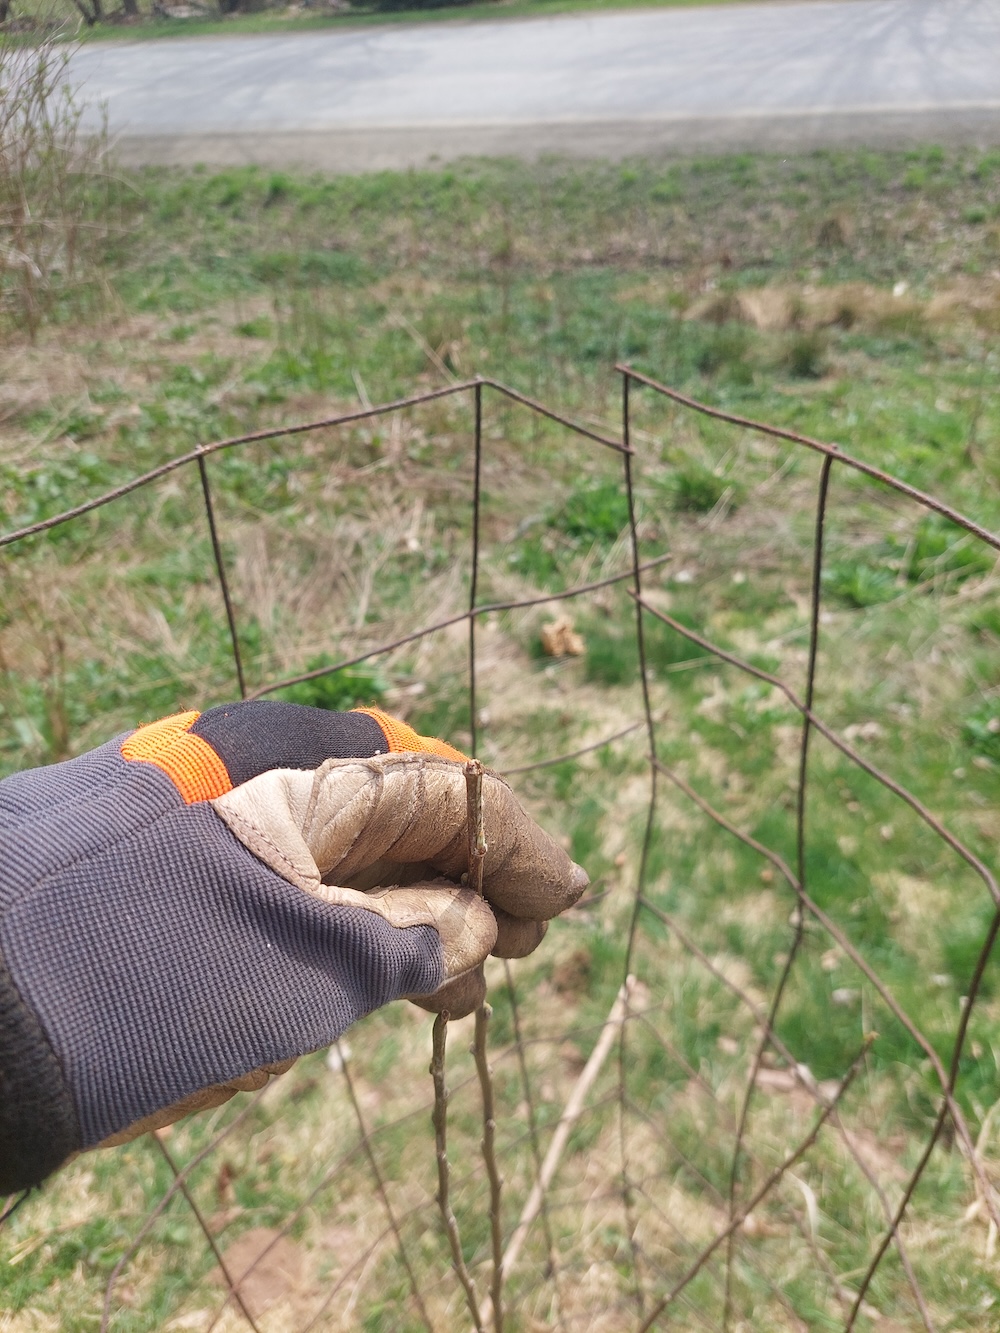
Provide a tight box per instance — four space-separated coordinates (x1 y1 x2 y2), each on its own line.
2 367 999 1332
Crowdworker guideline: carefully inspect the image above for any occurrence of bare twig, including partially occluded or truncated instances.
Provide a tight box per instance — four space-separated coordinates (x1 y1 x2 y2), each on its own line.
431 1014 485 1333
464 759 487 898
463 753 503 1329
474 1005 505 1333
485 976 638 1307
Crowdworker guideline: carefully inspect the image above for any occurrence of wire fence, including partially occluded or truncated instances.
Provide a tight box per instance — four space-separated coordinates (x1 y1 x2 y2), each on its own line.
2 367 999 1332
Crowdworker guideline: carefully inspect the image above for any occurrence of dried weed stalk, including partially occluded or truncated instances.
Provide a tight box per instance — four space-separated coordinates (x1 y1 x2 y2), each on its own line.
0 34 114 338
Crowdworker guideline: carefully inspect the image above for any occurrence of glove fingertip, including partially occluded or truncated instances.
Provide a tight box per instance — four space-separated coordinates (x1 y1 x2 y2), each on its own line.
570 861 589 897
491 909 547 959
486 858 589 921
407 966 486 1019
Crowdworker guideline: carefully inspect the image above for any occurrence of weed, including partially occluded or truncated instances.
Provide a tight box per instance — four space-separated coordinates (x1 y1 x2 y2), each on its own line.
581 614 637 686
274 659 388 711
580 602 706 685
897 513 994 585
695 323 753 382
507 478 628 589
666 462 733 513
250 250 365 287
968 605 1000 640
782 329 828 379
0 38 118 337
823 557 897 608
963 703 1000 763
234 315 273 338
650 172 682 203
555 478 628 543
822 513 993 609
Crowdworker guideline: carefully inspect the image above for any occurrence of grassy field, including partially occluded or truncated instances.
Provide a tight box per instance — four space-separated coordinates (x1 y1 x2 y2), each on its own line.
3 147 1000 1331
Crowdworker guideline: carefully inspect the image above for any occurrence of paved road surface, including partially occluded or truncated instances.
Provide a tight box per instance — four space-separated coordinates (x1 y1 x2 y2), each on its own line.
73 0 1000 170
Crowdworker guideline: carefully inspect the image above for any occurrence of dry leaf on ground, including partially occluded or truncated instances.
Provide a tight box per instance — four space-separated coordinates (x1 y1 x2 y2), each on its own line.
541 616 585 657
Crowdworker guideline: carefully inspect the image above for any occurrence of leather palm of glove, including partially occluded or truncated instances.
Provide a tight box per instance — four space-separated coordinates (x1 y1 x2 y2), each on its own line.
0 701 587 1195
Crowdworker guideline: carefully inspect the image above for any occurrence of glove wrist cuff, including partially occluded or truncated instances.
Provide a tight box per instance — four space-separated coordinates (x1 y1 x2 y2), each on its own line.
0 949 81 1193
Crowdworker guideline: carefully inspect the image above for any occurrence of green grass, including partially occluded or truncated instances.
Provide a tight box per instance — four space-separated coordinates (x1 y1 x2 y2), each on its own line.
24 0 772 44
3 146 1000 1329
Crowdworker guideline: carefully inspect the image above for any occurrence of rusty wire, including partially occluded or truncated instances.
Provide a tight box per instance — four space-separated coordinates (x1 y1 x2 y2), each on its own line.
1 369 998 1332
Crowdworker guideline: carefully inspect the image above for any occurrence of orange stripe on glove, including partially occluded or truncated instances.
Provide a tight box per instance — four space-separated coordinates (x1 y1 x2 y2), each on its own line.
121 712 234 804
122 705 466 805
352 708 468 763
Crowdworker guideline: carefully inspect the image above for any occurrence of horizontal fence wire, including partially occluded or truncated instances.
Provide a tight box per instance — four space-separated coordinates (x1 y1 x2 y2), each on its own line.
1 369 998 1333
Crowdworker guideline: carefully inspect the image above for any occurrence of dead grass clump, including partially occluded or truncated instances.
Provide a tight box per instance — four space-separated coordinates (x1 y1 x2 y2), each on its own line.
926 274 1000 332
684 286 799 333
684 278 1000 339
683 288 746 327
0 34 114 339
684 282 927 336
816 213 855 249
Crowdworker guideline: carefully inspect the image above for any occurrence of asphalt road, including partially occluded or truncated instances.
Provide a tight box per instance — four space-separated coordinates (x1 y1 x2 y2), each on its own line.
73 0 1000 170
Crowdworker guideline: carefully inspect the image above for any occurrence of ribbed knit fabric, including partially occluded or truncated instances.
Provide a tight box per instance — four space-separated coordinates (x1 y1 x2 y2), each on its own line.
0 727 444 1185
352 708 467 763
190 702 391 787
0 950 79 1194
122 712 233 803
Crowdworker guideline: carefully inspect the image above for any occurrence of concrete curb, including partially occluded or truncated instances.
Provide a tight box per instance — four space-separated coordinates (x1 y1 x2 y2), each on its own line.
115 108 1000 171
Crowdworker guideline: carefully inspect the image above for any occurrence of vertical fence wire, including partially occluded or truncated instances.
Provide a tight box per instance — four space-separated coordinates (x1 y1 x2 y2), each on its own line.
469 379 484 760
618 368 656 1318
197 451 247 700
722 451 835 1327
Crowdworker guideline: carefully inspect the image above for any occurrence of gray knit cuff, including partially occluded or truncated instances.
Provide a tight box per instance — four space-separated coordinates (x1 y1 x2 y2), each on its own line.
0 947 80 1194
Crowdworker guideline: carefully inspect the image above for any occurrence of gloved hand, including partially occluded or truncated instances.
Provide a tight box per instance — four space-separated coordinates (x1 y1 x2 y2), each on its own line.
0 701 587 1194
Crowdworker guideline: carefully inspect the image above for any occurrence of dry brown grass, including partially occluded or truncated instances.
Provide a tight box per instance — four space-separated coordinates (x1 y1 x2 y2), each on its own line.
0 35 117 337
678 276 1000 338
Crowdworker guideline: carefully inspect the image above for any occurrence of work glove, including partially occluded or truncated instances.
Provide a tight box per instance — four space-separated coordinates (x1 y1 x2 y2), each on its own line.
0 701 587 1195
